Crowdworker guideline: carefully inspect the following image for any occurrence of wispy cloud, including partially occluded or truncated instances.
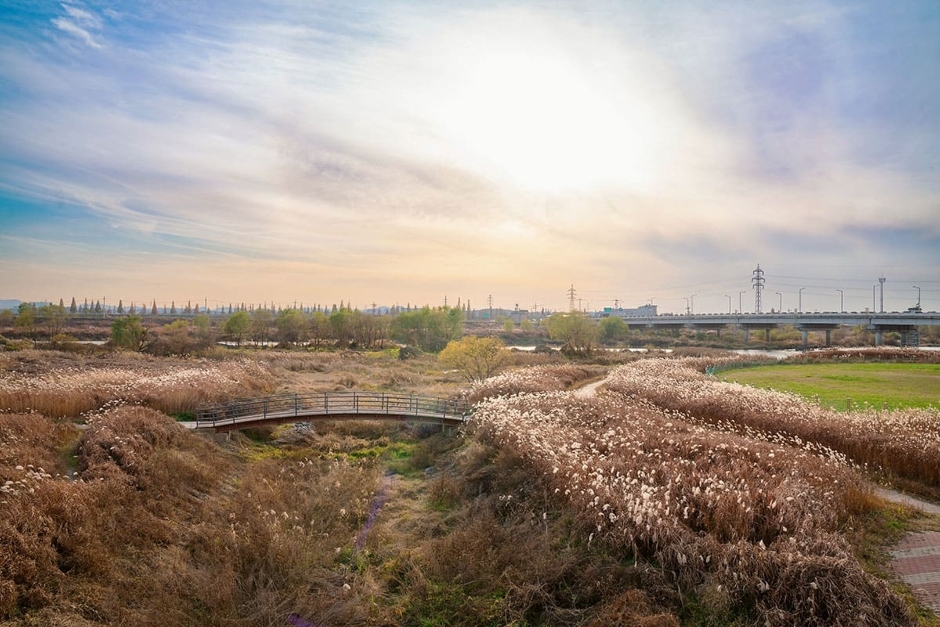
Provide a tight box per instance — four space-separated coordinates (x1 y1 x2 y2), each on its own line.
1 1 938 311
51 1 103 49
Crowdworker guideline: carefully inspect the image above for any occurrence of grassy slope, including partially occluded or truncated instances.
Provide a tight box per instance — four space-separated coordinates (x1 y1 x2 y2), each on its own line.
718 363 940 410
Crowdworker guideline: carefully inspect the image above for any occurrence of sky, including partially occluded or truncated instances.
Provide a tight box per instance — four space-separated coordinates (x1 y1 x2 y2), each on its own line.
1 0 938 314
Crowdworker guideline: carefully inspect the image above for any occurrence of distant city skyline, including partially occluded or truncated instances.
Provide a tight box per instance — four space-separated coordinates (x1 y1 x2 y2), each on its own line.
1 1 938 314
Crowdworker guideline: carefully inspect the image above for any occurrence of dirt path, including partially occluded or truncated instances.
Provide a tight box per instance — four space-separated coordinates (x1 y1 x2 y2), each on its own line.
573 377 606 398
876 488 940 516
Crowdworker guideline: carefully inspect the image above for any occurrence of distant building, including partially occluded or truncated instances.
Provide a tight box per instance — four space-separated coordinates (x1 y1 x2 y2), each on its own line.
600 304 658 319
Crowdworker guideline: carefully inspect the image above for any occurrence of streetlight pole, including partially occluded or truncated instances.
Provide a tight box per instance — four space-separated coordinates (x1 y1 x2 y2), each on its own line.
836 289 844 313
872 285 877 312
690 293 697 315
725 295 732 314
798 287 806 313
738 290 746 314
775 292 782 312
913 285 921 309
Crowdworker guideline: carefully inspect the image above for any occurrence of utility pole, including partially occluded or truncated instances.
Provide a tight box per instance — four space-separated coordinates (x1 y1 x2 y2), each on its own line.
488 294 493 320
751 264 765 314
878 276 886 313
567 284 577 312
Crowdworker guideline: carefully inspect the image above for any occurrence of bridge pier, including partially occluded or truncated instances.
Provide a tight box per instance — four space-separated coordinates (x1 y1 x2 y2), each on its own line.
740 325 774 343
875 330 883 346
796 324 839 349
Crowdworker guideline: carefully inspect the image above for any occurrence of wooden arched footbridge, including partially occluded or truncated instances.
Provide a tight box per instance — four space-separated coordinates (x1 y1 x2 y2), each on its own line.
193 391 471 433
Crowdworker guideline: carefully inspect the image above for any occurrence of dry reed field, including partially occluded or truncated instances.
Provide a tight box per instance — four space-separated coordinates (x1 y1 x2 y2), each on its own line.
0 406 389 625
1 349 937 625
604 357 940 495
0 350 275 418
467 363 603 403
468 368 923 626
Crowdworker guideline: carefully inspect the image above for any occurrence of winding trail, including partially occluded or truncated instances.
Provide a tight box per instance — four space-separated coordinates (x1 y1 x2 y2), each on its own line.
573 377 606 398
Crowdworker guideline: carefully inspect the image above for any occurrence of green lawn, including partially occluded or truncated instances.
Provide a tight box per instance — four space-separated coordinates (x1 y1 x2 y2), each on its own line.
717 362 940 411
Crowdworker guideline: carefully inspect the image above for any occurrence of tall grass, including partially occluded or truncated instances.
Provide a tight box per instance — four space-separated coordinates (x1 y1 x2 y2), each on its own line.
0 406 387 623
468 389 914 626
1 353 930 625
605 358 940 489
0 353 274 418
467 364 600 403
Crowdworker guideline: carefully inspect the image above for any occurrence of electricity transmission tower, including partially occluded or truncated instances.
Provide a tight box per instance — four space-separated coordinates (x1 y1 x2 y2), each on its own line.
752 264 765 314
568 285 577 311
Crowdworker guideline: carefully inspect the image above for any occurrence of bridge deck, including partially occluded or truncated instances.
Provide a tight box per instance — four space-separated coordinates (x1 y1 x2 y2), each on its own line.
193 391 471 432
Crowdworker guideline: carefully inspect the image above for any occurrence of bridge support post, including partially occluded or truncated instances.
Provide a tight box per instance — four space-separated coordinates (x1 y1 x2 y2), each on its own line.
875 329 883 346
825 329 831 346
765 328 771 342
801 329 808 348
743 328 750 343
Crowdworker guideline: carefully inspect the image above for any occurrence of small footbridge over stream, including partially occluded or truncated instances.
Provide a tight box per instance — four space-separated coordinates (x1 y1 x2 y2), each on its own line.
190 391 472 433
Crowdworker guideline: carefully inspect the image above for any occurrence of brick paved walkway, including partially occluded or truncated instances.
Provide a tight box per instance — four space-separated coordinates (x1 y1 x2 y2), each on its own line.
891 531 940 615
878 489 940 615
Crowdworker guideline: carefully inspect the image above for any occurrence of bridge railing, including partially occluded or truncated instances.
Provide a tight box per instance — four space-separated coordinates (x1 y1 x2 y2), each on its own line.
194 391 471 429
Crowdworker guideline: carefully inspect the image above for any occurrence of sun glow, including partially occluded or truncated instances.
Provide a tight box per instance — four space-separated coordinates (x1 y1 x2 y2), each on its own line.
414 12 684 195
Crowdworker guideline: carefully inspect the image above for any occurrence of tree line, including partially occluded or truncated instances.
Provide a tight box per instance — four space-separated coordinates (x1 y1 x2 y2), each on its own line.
1 298 665 359
104 305 467 355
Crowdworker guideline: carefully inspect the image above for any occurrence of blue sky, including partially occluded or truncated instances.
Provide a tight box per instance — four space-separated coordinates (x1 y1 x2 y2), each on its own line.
1 0 938 313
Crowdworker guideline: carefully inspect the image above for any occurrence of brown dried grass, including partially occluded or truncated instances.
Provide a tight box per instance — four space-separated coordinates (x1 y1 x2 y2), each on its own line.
467 363 600 403
605 357 940 490
468 379 917 626
0 351 274 418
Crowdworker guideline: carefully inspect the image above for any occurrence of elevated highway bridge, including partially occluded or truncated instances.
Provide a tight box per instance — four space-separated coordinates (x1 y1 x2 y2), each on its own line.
613 312 940 347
